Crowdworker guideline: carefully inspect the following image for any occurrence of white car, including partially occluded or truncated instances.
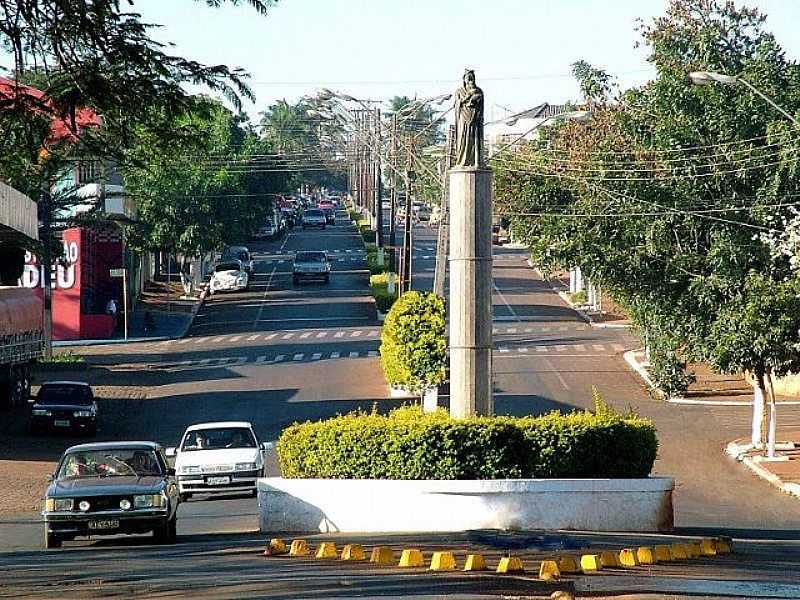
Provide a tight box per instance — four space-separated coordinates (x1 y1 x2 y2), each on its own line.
209 259 249 294
167 422 269 500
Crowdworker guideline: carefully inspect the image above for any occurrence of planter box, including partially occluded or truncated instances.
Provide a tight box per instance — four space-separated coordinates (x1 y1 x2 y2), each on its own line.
257 477 674 533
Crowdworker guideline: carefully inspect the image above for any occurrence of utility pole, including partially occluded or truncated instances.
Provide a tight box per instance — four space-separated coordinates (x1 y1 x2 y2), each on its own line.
401 143 414 293
40 183 53 359
389 114 398 270
374 108 383 250
433 125 455 298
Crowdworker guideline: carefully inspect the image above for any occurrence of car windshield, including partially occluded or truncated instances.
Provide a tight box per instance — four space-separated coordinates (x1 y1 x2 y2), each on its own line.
38 385 92 406
295 252 326 263
181 427 257 451
215 262 240 273
57 448 163 479
305 209 324 217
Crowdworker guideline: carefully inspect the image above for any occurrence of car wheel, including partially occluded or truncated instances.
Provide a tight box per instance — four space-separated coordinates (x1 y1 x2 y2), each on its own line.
168 514 178 543
44 529 61 549
153 516 176 544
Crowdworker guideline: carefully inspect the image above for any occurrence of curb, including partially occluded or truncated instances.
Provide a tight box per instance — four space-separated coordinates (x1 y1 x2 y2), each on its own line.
623 349 658 392
726 440 800 500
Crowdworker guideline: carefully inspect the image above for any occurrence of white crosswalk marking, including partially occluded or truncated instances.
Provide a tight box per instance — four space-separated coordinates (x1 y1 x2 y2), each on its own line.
367 350 378 357
247 335 260 341
518 347 528 353
273 354 285 362
177 338 191 345
255 355 268 364
264 333 277 341
334 332 344 338
330 352 340 359
535 346 547 352
555 345 567 351
349 351 359 358
311 353 322 360
316 331 327 338
507 328 517 334
281 333 294 340
351 331 362 337
499 347 509 353
592 344 605 352
492 328 499 334
194 337 209 344
368 330 378 337
299 332 312 339
575 345 586 352
229 335 242 342
293 353 304 361
612 343 625 352
200 358 213 365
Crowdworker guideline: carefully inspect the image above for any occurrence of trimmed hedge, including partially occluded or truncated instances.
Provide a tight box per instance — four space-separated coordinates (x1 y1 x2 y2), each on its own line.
370 272 397 312
380 291 447 391
277 405 658 480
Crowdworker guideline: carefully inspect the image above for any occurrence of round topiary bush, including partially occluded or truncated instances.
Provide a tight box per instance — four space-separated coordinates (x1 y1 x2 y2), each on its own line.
276 405 658 480
379 291 447 393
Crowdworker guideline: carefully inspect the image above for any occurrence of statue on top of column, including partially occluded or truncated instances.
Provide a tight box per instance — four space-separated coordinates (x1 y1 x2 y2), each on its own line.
454 69 484 168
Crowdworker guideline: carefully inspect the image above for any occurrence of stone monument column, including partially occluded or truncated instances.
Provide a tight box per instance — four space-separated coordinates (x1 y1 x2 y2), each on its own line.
449 69 493 417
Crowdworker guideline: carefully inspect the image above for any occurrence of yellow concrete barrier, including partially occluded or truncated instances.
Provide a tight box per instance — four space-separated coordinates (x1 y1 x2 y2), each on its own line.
341 544 366 561
670 543 689 560
369 546 395 565
496 556 524 573
580 554 602 572
599 550 619 568
556 554 580 574
463 554 487 571
538 559 561 581
399 548 424 568
263 538 287 556
315 542 337 559
686 542 702 558
654 544 674 562
715 537 732 554
618 548 639 567
700 538 717 556
430 551 457 571
636 546 657 565
289 539 310 557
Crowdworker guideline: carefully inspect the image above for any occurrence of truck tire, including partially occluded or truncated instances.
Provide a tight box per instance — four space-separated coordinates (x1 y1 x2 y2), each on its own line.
44 529 62 549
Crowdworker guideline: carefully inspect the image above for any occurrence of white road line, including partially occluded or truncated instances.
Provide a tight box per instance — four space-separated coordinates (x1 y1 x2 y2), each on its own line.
498 347 509 353
543 357 570 390
273 354 285 363
177 338 191 345
367 350 378 357
507 328 517 334
281 333 294 340
555 345 567 352
592 344 605 352
612 343 626 352
349 351 359 358
575 344 586 352
492 280 521 323
194 337 209 345
247 334 260 341
232 357 247 365
492 328 499 334
368 330 379 337
330 351 340 359
334 332 345 338
316 331 327 338
351 331 362 337
229 335 242 342
518 347 529 353
311 353 322 360
299 332 312 339
535 346 547 352
293 353 304 361
264 333 278 341
199 358 213 365
253 231 291 329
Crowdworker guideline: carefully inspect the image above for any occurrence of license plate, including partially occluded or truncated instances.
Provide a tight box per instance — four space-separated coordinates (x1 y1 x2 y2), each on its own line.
54 420 71 427
207 476 230 485
88 519 119 530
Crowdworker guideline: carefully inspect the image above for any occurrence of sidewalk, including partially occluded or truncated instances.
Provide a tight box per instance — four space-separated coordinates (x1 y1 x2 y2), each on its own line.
727 437 800 500
54 280 206 347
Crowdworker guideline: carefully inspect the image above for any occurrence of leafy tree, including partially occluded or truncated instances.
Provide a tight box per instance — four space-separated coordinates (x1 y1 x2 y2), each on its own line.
494 0 800 454
571 60 617 104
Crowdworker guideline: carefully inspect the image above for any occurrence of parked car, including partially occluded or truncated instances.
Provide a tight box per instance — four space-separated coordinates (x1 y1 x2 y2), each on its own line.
292 251 331 285
42 441 179 548
492 224 510 245
30 381 97 436
220 246 254 274
254 222 276 240
302 209 327 230
209 260 249 294
323 207 336 225
167 422 268 501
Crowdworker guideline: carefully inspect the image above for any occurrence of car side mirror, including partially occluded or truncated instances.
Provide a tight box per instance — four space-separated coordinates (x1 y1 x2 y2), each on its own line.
260 441 274 452
165 447 177 458
166 467 176 476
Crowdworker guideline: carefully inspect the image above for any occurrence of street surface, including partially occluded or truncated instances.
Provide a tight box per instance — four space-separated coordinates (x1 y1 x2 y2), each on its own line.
2 209 800 597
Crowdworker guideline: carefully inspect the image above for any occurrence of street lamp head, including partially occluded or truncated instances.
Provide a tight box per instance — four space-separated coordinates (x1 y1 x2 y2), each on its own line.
689 71 738 86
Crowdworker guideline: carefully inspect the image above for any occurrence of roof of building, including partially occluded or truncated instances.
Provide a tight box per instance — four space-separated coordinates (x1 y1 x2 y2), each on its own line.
504 102 575 122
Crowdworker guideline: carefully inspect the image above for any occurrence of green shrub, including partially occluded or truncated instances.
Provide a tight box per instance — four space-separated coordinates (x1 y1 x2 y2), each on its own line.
38 351 85 365
370 272 397 312
569 290 587 305
360 224 374 242
349 210 362 223
380 291 446 392
366 245 392 275
277 405 658 480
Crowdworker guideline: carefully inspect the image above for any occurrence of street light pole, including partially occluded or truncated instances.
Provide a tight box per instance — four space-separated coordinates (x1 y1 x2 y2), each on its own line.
374 108 384 251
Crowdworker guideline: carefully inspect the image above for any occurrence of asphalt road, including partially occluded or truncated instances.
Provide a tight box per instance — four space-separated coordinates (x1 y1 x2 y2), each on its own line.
3 210 800 597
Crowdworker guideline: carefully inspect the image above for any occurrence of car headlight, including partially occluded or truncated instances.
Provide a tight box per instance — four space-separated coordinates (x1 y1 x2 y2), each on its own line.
73 410 93 417
32 409 51 416
119 498 132 510
181 465 201 474
133 494 154 508
235 462 257 472
46 498 74 512
78 500 91 512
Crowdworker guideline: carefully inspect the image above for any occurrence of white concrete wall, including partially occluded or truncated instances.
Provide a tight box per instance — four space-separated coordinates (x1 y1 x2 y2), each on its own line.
258 477 675 533
0 182 37 241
